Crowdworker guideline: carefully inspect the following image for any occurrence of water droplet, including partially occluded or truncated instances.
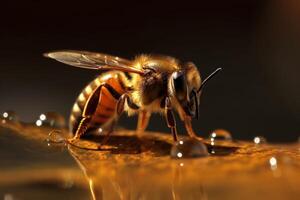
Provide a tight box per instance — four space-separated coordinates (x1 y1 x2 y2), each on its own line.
253 136 267 144
209 129 232 143
46 130 65 143
170 138 209 159
1 110 19 122
35 112 66 128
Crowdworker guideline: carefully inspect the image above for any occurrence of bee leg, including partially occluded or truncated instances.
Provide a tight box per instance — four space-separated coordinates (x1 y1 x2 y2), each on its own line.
70 115 92 141
70 84 102 142
137 110 151 135
116 93 140 135
117 93 139 115
164 97 178 142
184 116 203 141
96 95 127 147
95 94 129 147
65 116 92 149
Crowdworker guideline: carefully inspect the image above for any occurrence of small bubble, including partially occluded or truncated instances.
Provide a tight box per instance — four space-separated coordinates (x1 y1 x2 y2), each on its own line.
96 128 104 135
36 119 42 127
35 112 66 128
2 112 8 118
170 138 209 159
209 129 232 142
177 152 183 158
253 136 267 144
269 157 278 170
40 113 46 121
1 110 19 122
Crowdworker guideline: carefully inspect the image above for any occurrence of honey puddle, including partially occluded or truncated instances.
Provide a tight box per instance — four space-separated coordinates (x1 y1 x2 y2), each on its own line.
0 116 300 200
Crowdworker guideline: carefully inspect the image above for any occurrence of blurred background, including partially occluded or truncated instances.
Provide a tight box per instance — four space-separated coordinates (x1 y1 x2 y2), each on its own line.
0 0 299 142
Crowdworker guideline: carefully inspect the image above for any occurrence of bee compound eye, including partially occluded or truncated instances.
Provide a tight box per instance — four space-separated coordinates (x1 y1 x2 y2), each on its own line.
172 71 187 101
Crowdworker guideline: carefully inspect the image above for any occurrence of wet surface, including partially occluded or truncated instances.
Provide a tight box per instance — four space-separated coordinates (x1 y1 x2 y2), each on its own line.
1 119 300 200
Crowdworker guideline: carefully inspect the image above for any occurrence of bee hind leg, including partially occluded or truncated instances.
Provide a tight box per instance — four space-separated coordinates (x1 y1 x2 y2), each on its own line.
68 84 102 145
69 115 92 142
75 117 91 139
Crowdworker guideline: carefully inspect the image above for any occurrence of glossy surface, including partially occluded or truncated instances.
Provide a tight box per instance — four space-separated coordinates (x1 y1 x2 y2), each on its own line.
1 120 300 200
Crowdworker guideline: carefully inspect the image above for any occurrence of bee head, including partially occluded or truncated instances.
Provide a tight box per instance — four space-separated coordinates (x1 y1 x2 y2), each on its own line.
169 62 200 118
169 62 222 119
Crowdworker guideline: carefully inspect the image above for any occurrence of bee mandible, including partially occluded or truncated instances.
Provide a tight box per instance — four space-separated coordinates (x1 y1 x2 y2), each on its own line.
44 50 221 143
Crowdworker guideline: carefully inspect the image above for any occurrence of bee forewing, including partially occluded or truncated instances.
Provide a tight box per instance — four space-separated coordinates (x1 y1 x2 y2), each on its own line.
44 51 99 69
44 50 145 74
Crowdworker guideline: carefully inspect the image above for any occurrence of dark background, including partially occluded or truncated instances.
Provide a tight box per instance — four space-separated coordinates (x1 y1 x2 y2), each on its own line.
0 1 299 142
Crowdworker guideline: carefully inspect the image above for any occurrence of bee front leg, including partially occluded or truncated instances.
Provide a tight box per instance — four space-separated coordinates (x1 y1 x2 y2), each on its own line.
164 97 178 142
184 116 203 141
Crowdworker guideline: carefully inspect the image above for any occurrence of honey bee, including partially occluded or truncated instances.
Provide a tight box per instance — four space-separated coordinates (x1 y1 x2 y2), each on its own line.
44 50 221 143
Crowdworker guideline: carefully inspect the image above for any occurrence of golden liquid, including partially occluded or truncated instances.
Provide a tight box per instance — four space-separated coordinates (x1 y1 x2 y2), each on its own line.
0 120 299 200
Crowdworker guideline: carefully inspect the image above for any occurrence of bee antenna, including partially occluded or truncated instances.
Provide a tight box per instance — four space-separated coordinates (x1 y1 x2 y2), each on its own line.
192 89 199 119
197 68 222 93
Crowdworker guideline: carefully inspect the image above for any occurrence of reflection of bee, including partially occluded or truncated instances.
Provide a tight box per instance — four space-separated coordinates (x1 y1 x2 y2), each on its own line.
44 50 221 143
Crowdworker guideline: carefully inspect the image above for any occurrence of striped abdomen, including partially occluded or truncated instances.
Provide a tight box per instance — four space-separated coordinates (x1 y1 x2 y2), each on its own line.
69 72 127 135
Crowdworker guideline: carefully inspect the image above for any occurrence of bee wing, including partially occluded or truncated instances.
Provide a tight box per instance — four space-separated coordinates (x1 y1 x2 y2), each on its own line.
44 50 145 75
